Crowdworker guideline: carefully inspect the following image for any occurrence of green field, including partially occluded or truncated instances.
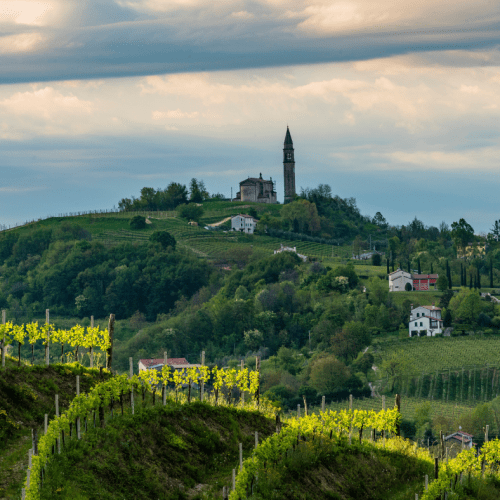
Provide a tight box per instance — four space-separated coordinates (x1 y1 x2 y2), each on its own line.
326 396 477 424
371 336 500 373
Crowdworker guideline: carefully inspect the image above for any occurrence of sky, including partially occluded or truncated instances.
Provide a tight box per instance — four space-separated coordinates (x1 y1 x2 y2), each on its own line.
1 1 500 234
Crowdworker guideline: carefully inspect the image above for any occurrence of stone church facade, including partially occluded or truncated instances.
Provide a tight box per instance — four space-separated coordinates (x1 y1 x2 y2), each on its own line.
235 127 296 204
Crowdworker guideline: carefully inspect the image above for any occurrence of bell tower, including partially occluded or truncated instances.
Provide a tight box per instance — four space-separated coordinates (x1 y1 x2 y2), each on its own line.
283 126 295 203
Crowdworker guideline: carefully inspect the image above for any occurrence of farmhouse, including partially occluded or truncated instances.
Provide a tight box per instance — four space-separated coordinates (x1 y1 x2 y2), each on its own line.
444 431 474 450
231 214 258 234
388 268 412 292
138 357 199 373
412 274 438 291
274 243 307 262
389 268 439 292
408 304 443 337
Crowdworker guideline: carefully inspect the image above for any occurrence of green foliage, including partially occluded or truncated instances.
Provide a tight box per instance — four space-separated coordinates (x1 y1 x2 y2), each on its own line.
177 203 204 222
436 274 449 292
371 253 382 266
451 218 474 252
129 215 146 229
149 230 176 249
119 183 188 211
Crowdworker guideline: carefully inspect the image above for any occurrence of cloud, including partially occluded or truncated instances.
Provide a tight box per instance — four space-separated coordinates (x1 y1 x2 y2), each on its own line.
152 109 199 119
0 186 45 193
0 33 46 54
1 0 500 83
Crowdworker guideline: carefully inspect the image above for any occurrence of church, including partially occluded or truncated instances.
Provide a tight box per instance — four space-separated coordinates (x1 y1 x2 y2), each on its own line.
234 126 296 204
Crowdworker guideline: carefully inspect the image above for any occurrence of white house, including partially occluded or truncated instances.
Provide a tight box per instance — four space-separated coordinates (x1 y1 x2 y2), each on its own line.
389 268 412 292
409 305 443 337
273 243 307 262
231 214 258 234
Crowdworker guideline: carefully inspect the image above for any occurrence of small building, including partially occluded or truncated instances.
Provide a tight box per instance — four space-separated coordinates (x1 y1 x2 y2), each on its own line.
409 305 443 337
352 251 383 261
412 274 438 291
138 357 198 373
444 431 474 452
231 214 258 234
389 268 412 292
274 243 307 262
235 173 277 204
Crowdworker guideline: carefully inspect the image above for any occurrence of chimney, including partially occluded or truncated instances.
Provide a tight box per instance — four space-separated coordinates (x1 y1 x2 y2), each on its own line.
410 304 413 310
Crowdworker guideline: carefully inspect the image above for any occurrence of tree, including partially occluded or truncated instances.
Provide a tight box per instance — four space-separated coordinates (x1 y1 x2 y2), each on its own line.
436 274 449 293
130 215 146 229
490 220 500 242
149 231 176 250
164 182 188 209
443 309 452 327
331 321 370 362
367 276 388 306
308 354 350 395
280 199 320 235
405 282 412 292
451 218 474 253
417 258 421 275
189 178 209 203
448 288 483 324
178 203 204 222
372 212 388 228
244 329 263 351
371 253 382 266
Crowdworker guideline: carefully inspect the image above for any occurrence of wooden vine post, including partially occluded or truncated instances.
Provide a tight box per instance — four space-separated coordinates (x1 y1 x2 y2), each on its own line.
395 394 401 437
106 314 115 371
201 351 205 402
1 309 6 369
256 356 261 408
45 309 50 366
90 315 94 368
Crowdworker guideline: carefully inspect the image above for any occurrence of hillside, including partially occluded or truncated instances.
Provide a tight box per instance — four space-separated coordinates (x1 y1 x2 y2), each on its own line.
0 358 110 499
39 402 276 500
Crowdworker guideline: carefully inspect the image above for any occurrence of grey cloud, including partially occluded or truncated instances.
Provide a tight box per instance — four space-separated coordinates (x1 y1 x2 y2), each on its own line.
2 3 500 84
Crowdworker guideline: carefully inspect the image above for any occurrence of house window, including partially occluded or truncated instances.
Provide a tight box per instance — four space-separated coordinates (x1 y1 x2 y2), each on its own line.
420 322 423 327
415 322 418 326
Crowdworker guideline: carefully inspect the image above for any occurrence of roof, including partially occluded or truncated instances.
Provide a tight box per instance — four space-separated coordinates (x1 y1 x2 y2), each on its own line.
423 316 443 321
240 177 272 186
445 431 473 442
284 126 293 147
421 305 442 310
389 268 411 276
412 274 439 279
232 214 257 220
139 358 188 368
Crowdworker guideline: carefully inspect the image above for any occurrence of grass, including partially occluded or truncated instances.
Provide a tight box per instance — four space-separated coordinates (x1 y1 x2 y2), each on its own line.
326 396 478 425
371 335 500 374
39 402 276 500
0 360 111 498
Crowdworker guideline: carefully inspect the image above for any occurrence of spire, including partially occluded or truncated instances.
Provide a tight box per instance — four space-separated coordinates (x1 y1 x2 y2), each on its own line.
284 126 293 147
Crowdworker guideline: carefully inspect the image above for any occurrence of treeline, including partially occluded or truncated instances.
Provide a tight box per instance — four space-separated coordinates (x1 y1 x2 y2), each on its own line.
118 179 224 212
0 223 212 320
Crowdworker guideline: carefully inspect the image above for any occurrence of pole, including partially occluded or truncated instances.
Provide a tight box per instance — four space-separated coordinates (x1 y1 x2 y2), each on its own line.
45 309 50 366
1 309 5 369
90 315 94 368
106 314 115 370
201 351 205 402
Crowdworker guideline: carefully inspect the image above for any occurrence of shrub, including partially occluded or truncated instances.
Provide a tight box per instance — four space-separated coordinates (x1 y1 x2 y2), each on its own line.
405 283 413 291
130 215 146 229
371 253 382 266
149 231 176 249
178 203 204 222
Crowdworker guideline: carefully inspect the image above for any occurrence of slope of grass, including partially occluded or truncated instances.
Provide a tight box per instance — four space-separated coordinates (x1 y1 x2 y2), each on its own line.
39 402 276 500
372 335 500 374
0 360 110 498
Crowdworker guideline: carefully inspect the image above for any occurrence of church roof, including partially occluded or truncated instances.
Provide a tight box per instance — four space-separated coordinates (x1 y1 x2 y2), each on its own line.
240 177 272 185
284 126 293 148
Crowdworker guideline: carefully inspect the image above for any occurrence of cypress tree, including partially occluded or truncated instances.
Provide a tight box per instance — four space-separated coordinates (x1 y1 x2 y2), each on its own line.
431 262 434 274
392 259 395 272
446 260 452 289
417 258 421 274
490 259 494 288
407 260 411 273
460 263 463 286
477 267 481 289
469 273 473 289
386 258 390 275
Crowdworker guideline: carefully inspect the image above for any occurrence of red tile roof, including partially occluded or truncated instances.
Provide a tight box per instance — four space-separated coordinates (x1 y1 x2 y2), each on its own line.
412 274 439 279
139 358 188 368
